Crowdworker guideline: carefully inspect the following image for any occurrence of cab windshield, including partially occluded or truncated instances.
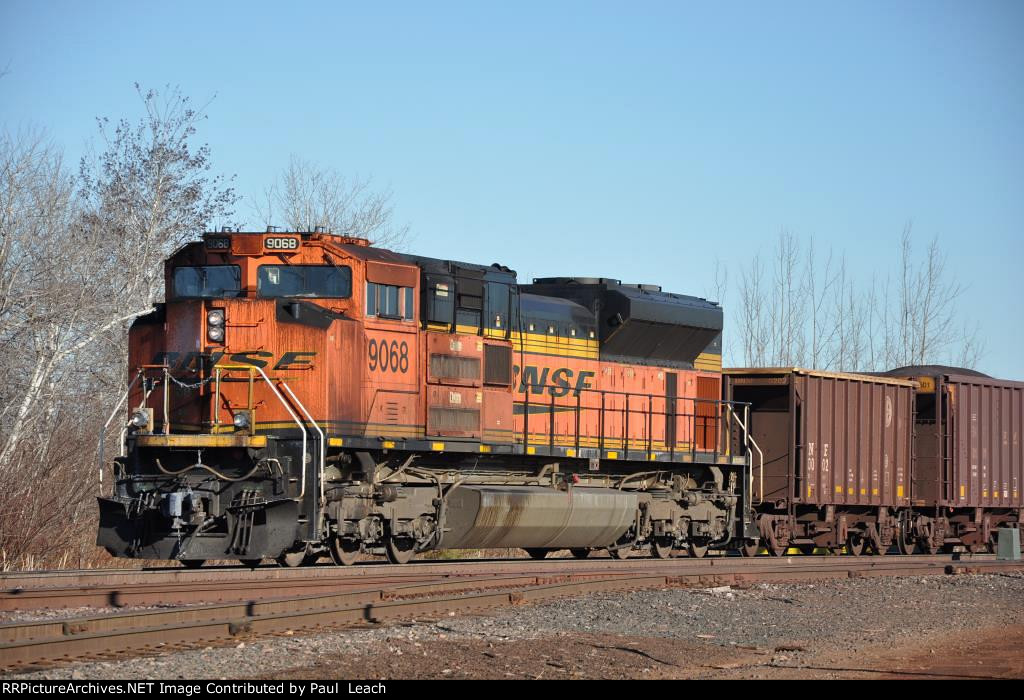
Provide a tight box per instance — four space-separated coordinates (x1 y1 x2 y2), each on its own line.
258 265 352 298
172 266 243 299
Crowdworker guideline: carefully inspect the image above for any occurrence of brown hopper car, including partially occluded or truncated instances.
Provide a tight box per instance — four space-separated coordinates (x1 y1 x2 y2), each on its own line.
725 368 915 556
886 367 1024 553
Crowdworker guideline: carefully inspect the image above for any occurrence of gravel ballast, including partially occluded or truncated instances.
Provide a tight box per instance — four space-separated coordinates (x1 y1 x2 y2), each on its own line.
5 571 1023 680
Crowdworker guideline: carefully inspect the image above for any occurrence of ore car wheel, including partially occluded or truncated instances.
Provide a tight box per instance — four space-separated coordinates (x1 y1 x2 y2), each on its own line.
798 544 817 556
239 558 262 568
687 541 709 559
651 539 674 559
845 534 865 557
569 548 591 559
180 559 206 569
897 524 915 556
524 548 549 560
385 537 416 565
739 539 760 557
764 519 789 557
329 537 360 566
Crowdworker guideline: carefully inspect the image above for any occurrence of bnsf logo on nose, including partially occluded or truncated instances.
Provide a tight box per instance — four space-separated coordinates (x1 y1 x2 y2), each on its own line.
265 237 299 250
153 350 315 371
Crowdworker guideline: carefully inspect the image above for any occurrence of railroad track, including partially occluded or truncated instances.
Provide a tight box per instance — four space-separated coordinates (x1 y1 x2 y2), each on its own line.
0 551 1003 611
2 555 1022 673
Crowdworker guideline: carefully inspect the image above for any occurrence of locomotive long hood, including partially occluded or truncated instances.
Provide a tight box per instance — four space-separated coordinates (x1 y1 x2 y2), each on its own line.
524 277 723 367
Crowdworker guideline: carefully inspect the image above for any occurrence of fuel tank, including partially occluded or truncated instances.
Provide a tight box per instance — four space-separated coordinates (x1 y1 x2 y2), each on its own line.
439 485 638 549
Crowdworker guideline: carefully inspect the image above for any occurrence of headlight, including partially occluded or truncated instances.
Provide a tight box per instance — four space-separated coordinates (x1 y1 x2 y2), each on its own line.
207 309 225 326
207 326 225 342
129 409 149 429
232 411 251 429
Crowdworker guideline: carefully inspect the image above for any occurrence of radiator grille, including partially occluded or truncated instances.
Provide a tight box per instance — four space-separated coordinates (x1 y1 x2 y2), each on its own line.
484 345 512 385
428 407 480 431
429 353 480 381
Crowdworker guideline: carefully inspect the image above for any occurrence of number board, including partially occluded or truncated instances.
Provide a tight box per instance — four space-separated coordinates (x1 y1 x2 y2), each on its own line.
367 336 411 375
264 236 300 252
205 237 231 250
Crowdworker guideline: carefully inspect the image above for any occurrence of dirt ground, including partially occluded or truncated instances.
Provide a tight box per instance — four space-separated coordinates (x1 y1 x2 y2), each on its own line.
270 624 1024 680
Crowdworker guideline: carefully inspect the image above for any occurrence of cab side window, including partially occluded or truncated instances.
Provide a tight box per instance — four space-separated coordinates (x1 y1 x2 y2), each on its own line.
366 281 414 321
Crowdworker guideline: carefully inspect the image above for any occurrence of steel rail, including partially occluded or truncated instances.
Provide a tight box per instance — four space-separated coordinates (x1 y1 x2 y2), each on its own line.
1 557 1022 672
0 552 1005 611
0 550 1000 584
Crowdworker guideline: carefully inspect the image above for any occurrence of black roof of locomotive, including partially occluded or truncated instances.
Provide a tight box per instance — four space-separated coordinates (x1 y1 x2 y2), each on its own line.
523 277 722 368
398 254 722 369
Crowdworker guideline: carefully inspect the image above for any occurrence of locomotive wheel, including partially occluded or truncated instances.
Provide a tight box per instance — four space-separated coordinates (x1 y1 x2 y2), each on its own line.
329 537 360 566
569 548 591 559
385 537 416 565
239 558 262 568
650 538 674 559
845 534 865 556
687 541 709 559
608 545 632 560
524 548 549 560
180 559 206 569
739 539 760 557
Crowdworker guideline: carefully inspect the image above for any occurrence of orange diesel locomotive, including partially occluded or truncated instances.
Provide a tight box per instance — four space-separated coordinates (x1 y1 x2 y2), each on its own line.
98 229 758 566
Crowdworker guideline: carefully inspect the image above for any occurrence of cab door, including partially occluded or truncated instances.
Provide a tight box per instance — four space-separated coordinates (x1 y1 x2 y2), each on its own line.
362 263 420 440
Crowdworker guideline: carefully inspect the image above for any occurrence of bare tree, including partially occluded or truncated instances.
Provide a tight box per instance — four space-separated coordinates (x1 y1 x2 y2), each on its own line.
0 85 237 569
768 230 805 365
255 155 410 249
79 84 238 312
736 252 768 366
829 257 869 371
870 225 983 369
732 226 983 372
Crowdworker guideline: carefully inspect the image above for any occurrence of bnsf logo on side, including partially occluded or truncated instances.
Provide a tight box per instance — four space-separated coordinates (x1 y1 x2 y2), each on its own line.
265 237 299 251
513 365 595 397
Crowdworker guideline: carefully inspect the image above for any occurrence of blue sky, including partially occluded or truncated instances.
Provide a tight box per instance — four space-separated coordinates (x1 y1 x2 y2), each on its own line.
2 1 1021 376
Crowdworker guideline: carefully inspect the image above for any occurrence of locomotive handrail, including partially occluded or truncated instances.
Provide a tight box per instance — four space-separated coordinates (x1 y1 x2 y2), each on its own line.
280 382 326 510
98 369 144 497
518 381 749 463
249 366 309 502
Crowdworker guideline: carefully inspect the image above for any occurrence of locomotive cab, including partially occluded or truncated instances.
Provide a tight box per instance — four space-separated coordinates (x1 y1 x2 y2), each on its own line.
98 229 419 565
